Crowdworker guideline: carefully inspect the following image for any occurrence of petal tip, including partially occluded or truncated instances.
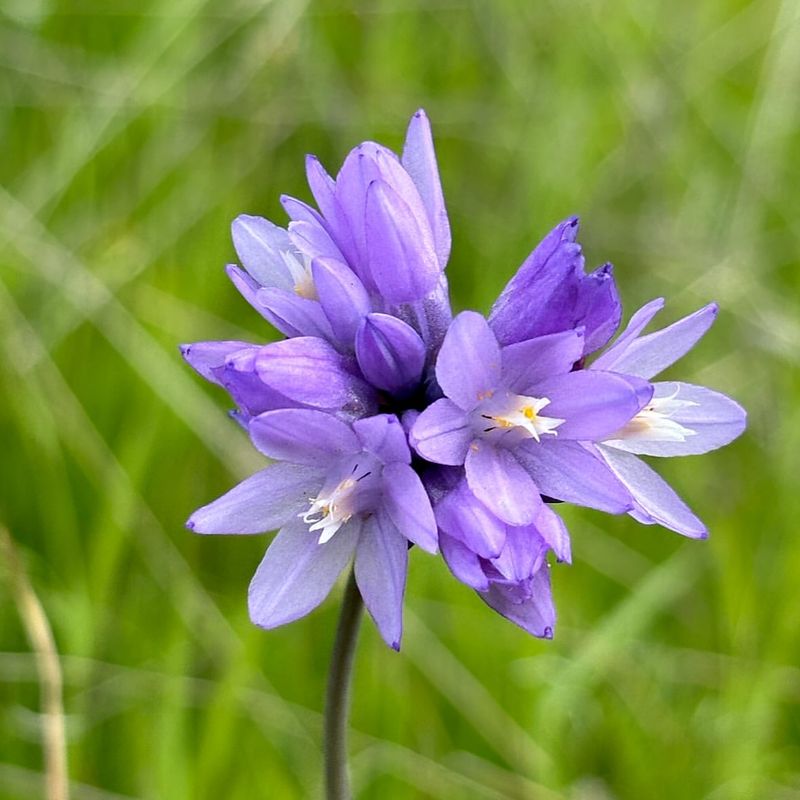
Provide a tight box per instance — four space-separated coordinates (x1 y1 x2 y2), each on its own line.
596 261 614 277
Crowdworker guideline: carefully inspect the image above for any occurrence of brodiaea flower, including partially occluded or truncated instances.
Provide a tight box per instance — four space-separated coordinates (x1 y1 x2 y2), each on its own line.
227 109 452 359
182 111 748 798
410 310 646 524
187 411 436 649
184 110 746 650
590 299 747 537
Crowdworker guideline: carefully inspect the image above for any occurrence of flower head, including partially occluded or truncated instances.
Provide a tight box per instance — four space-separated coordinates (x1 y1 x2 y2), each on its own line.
183 110 746 645
188 411 436 649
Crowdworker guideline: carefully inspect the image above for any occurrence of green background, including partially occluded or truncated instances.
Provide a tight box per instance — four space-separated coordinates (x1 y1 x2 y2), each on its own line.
1 1 798 798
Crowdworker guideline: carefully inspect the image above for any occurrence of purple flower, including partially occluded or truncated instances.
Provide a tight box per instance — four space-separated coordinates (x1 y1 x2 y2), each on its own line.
589 299 747 537
424 465 570 638
187 411 437 649
183 112 746 647
410 310 647 526
181 336 378 425
489 217 622 355
227 110 452 358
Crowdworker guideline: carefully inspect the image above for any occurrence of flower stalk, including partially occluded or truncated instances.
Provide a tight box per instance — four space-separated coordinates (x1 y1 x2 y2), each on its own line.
324 570 364 800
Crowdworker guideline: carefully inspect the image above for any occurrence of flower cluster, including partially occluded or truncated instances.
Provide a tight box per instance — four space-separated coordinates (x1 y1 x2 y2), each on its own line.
183 111 746 647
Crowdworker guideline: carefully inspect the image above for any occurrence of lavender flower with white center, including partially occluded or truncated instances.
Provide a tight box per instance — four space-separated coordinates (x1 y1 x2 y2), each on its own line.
410 310 648 525
589 299 747 537
187 411 436 650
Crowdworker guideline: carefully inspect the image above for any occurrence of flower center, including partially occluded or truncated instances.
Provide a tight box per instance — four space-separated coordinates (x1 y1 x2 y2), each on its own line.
607 388 697 443
283 251 317 300
477 393 565 443
300 460 379 543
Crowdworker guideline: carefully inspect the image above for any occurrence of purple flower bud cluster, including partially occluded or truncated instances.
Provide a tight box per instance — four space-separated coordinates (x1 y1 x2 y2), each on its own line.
183 111 745 647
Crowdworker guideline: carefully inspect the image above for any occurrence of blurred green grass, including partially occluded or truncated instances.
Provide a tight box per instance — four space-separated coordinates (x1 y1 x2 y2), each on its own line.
1 0 798 797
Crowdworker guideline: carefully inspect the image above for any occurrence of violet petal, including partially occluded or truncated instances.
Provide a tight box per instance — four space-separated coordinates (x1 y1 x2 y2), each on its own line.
187 463 325 534
248 516 360 629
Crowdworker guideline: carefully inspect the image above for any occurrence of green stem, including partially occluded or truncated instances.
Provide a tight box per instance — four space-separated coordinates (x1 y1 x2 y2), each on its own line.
324 569 363 800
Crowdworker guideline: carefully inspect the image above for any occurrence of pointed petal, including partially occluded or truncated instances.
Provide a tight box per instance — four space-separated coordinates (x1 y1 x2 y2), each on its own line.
481 567 556 638
490 525 548 583
436 311 502 411
180 340 256 384
380 463 438 553
435 477 507 559
514 439 633 514
249 409 360 465
281 194 328 226
226 264 274 322
255 337 376 415
231 215 293 289
605 381 747 457
288 219 346 263
187 464 325 534
465 443 542 526
593 303 718 379
228 261 334 341
364 179 440 302
355 513 407 649
353 414 411 464
534 370 652 440
305 155 339 226
401 109 451 267
255 287 335 340
409 398 472 466
488 217 583 345
501 330 585 393
439 532 489 591
535 504 572 564
575 263 622 354
213 347 298 417
312 257 371 346
591 297 665 371
248 516 360 629
597 445 707 538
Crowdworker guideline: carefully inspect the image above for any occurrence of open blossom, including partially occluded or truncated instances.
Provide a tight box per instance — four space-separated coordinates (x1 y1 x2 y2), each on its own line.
589 299 747 537
410 310 648 524
188 412 436 649
184 109 746 645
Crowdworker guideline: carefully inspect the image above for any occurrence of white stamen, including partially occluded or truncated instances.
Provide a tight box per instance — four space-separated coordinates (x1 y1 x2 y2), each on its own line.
607 386 698 443
300 477 357 543
282 251 317 300
479 394 565 442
